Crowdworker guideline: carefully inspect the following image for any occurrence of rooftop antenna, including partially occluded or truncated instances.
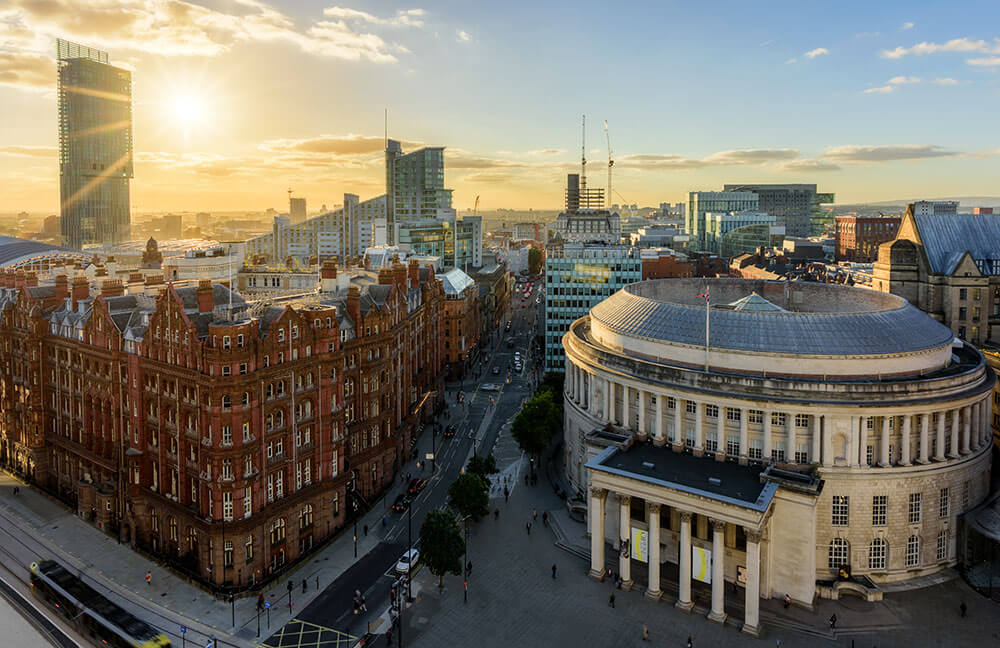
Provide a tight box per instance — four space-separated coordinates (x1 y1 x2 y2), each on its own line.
384 108 388 148
604 120 613 210
580 114 587 193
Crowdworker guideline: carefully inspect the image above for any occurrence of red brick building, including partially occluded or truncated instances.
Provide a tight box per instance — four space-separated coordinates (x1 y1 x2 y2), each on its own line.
640 250 693 280
440 268 479 378
835 214 901 263
0 258 443 591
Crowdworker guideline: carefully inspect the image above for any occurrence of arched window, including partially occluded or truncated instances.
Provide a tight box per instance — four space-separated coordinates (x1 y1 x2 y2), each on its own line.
828 538 849 570
266 413 274 430
868 538 887 570
221 395 231 410
345 379 354 396
905 535 920 567
299 504 313 529
266 383 274 399
270 518 286 544
275 410 284 428
168 516 178 542
277 380 285 396
242 392 250 407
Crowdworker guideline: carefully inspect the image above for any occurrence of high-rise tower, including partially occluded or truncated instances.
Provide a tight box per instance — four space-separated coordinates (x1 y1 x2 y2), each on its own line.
57 38 133 249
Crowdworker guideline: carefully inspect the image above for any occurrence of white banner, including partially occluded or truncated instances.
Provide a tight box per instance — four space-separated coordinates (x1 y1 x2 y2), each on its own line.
630 528 649 563
692 546 712 584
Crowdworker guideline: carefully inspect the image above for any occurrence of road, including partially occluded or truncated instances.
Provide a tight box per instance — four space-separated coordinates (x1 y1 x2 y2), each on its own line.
263 277 544 647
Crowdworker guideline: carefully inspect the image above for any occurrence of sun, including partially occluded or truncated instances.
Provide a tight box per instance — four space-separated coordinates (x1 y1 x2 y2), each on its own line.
170 94 205 127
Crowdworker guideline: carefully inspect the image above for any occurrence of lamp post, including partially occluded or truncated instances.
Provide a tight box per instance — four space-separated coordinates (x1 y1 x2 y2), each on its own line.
406 497 413 602
462 516 470 604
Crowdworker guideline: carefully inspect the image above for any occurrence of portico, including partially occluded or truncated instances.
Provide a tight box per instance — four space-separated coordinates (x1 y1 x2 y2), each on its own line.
586 440 808 637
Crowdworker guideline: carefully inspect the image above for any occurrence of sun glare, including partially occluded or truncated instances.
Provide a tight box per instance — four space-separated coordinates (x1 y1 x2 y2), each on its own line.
171 94 205 126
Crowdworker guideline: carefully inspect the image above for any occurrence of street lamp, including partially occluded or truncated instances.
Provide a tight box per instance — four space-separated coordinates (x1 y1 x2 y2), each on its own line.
406 496 413 602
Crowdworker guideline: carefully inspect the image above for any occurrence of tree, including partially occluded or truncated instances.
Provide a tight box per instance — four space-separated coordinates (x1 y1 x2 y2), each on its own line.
528 247 542 275
419 508 465 588
539 372 565 407
512 389 560 459
466 453 498 481
448 472 490 522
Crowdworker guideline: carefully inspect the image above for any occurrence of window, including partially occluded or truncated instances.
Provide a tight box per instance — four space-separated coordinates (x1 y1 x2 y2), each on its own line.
959 288 967 300
242 392 250 407
243 490 252 518
223 336 231 350
748 440 762 460
705 434 718 453
771 412 786 426
277 328 285 342
909 493 922 524
666 397 676 410
963 480 970 510
829 538 849 570
906 535 920 567
224 540 234 567
221 395 232 410
222 365 231 377
868 538 887 570
685 400 697 414
748 410 763 424
299 504 313 529
270 518 286 544
726 408 741 422
872 495 887 526
795 414 809 428
939 488 949 518
866 445 874 466
223 492 233 521
222 459 233 480
936 530 948 560
726 437 740 456
237 334 245 347
222 425 232 446
794 446 809 464
245 536 254 562
705 404 718 418
832 495 850 526
239 363 248 375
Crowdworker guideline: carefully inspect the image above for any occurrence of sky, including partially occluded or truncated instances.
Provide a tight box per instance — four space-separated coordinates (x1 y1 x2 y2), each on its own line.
2 0 1000 214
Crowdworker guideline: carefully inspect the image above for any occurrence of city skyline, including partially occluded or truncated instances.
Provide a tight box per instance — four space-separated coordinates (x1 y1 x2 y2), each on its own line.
2 0 1000 213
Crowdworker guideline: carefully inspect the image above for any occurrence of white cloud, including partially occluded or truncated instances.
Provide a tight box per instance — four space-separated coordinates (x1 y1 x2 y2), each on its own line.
803 47 829 59
900 22 915 31
456 29 471 43
824 144 958 162
863 85 896 94
887 75 922 84
862 76 925 94
322 7 426 28
881 37 1000 59
780 159 841 172
967 56 1000 66
932 77 961 85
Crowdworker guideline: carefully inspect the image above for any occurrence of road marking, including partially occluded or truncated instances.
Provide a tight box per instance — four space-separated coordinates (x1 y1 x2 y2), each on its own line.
260 619 354 648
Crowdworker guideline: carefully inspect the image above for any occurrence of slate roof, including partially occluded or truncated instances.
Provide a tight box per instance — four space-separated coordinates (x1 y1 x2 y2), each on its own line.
914 213 1000 275
0 236 81 266
589 278 954 356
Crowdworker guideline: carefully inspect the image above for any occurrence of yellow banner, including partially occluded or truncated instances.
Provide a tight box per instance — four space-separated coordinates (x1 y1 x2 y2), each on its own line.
693 546 712 584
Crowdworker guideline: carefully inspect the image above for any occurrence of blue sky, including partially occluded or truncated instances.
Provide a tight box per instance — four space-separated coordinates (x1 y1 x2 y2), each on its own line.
1 0 999 212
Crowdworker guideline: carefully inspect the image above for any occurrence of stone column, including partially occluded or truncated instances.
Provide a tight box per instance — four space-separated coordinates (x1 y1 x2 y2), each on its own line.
716 411 725 458
619 494 633 590
763 410 772 461
675 512 693 612
622 385 630 430
787 413 796 463
708 519 727 623
962 405 971 455
812 415 822 465
673 401 683 448
900 414 912 466
654 395 665 446
637 390 646 438
918 413 930 463
588 373 595 411
950 408 960 458
739 408 749 463
645 504 662 600
695 401 705 453
859 416 868 466
604 379 612 423
879 416 891 467
742 529 762 637
589 487 607 580
935 412 946 461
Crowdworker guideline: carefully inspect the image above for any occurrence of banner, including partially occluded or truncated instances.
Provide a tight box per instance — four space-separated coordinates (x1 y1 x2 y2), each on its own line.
692 546 712 584
630 527 649 563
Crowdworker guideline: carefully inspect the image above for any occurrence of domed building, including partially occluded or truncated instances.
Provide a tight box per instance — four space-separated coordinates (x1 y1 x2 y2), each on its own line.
562 278 993 635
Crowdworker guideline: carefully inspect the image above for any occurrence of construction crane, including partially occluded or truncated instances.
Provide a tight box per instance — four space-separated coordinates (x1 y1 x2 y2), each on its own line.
604 120 613 210
287 187 293 211
580 114 587 192
473 195 480 218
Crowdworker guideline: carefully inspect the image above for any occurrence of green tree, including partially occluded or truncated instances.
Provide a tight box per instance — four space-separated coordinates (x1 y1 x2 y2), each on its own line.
528 247 542 274
448 472 490 522
539 372 565 407
512 389 560 459
419 508 465 588
466 453 498 481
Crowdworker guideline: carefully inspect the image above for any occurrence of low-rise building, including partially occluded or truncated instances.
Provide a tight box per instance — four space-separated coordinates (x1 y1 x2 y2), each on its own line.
835 214 901 263
440 268 479 377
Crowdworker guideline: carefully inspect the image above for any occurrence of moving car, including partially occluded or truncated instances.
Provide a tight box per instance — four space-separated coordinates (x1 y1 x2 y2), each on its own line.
514 352 521 362
492 366 501 375
514 361 523 373
443 424 456 438
507 338 515 348
392 493 410 513
396 548 420 574
407 478 427 495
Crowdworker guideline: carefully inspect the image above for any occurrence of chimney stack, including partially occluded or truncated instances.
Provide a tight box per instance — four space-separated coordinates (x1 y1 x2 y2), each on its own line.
101 279 124 298
408 259 420 288
393 261 407 290
71 276 89 306
347 285 361 334
24 271 38 287
320 260 338 293
14 271 25 288
54 274 69 301
196 279 215 314
378 266 394 285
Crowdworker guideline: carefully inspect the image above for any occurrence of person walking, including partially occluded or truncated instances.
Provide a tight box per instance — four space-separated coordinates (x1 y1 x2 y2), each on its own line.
686 635 693 648
504 486 509 502
145 571 151 587
641 624 649 641
302 578 307 593
494 508 500 520
551 564 557 579
542 512 548 526
532 508 537 521
526 521 531 535
829 613 837 629
363 524 368 537
783 593 791 609
608 592 615 608
960 601 967 617
257 592 265 612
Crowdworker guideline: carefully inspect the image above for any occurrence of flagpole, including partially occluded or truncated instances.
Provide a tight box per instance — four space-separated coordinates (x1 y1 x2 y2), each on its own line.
704 288 710 371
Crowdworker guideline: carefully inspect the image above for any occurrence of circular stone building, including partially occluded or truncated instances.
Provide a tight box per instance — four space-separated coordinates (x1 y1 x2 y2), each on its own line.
562 278 993 635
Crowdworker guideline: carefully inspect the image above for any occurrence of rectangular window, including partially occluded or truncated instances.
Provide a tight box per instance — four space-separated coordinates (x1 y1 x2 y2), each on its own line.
223 492 233 521
726 437 740 456
705 435 718 453
936 530 948 560
239 363 248 375
832 495 850 526
222 426 232 446
963 480 970 510
666 397 676 410
224 540 233 567
794 445 809 464
685 401 697 414
748 410 763 424
771 412 786 426
726 408 741 422
771 444 785 462
939 487 950 518
872 495 887 526
244 490 252 518
866 445 874 466
905 536 920 567
748 440 763 460
705 404 718 418
909 492 922 524
795 414 809 428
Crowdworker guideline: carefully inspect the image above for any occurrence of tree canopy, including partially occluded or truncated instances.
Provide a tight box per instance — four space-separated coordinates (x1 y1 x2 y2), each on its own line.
448 472 490 522
512 389 560 457
466 453 498 481
419 508 465 588
528 247 543 274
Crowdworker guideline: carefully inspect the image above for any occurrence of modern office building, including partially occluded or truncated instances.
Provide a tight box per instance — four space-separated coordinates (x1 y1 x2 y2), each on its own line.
911 201 959 215
563 278 993 635
703 211 775 255
289 198 307 224
385 141 454 244
722 184 834 238
395 214 483 269
686 192 758 250
544 242 641 372
57 39 133 250
554 174 620 244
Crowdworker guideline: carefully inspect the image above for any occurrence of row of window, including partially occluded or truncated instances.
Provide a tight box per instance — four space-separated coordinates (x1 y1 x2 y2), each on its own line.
828 533 947 571
831 483 971 527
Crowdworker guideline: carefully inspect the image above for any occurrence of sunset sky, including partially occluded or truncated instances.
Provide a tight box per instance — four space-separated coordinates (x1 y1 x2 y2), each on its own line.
2 0 1000 214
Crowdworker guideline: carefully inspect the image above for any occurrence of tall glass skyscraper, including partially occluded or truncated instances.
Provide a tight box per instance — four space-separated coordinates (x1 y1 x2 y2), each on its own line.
384 140 453 244
57 39 133 249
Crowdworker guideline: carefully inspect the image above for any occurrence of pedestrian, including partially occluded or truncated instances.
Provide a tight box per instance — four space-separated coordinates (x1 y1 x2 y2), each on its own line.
257 592 264 611
363 524 368 537
494 508 500 521
532 508 537 521
542 512 548 526
316 576 319 590
503 486 509 502
467 560 472 576
382 515 387 528
829 613 837 629
302 578 307 593
960 601 967 617
551 563 557 579
526 521 531 535
145 571 151 586
783 593 791 609
687 636 693 648
608 592 615 608
642 624 649 641
616 575 623 589
361 595 367 612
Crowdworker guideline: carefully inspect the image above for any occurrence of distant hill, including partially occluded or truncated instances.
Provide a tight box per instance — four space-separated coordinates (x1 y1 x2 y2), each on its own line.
838 197 1000 209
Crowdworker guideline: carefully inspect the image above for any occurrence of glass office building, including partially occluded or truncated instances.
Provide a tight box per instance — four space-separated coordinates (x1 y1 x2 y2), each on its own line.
395 215 482 269
544 243 641 371
385 141 453 244
57 39 133 249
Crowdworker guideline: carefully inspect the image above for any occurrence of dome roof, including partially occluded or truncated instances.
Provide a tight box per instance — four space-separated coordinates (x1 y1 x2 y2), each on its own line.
589 278 954 357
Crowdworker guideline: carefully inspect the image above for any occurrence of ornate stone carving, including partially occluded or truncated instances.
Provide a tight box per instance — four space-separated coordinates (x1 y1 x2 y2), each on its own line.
744 527 761 543
679 511 693 523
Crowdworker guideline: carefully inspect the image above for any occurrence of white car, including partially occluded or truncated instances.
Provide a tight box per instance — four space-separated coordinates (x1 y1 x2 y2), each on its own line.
514 352 522 362
395 548 419 574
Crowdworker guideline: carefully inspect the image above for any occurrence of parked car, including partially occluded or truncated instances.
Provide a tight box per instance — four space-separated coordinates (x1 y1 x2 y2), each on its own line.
392 493 410 513
395 548 420 574
407 478 427 495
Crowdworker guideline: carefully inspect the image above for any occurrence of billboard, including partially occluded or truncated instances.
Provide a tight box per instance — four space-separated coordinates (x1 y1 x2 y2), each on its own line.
692 546 712 584
630 527 649 563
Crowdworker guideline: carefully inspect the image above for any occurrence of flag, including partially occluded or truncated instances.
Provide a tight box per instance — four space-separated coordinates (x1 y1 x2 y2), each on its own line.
696 291 709 299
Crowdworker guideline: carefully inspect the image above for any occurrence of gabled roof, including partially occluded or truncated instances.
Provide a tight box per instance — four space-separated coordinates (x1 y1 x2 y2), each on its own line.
913 213 1000 275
